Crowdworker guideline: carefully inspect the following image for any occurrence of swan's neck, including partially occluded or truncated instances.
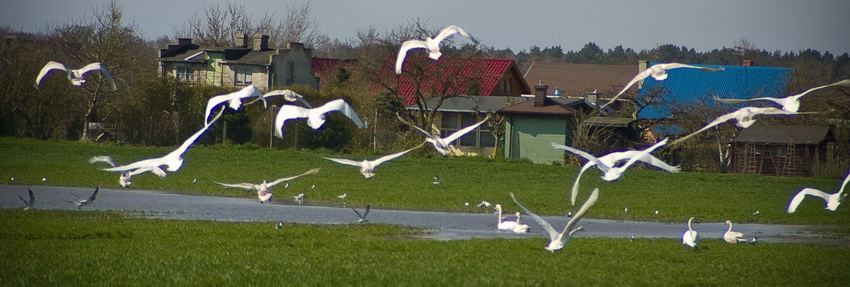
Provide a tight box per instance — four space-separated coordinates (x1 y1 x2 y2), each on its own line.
726 222 733 233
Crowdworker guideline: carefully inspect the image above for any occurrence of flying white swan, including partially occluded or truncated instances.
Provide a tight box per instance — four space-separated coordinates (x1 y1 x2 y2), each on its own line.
714 79 850 112
18 188 35 210
352 204 371 223
322 143 423 179
723 220 747 244
670 107 833 146
601 63 723 109
787 170 850 213
202 85 263 124
274 99 364 138
395 25 479 74
208 168 321 203
398 113 489 156
552 138 671 182
89 155 166 187
566 149 680 205
682 216 700 248
36 61 117 90
255 89 312 108
68 187 99 209
510 188 599 252
102 108 223 174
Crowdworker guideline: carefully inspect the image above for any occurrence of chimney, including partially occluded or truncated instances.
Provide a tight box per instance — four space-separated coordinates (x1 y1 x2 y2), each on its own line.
743 59 754 66
235 33 249 48
534 81 548 107
638 60 648 73
253 34 269 51
177 38 192 47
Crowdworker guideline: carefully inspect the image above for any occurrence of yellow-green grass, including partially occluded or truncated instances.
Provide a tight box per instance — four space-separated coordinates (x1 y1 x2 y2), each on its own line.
1 137 848 227
1 210 848 286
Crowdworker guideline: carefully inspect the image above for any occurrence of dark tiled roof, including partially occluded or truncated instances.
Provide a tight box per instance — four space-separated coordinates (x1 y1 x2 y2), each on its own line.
312 58 359 78
497 97 583 116
733 125 831 144
523 62 639 97
405 95 527 113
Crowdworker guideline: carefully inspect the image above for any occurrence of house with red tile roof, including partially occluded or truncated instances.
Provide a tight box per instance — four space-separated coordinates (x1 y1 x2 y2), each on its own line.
156 34 318 90
312 57 358 89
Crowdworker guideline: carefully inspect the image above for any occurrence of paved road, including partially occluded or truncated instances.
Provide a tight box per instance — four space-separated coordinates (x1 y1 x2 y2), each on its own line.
1 185 844 245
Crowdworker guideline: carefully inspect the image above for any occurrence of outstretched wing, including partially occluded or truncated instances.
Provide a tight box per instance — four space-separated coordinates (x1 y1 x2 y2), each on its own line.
370 143 424 167
618 138 669 171
442 116 489 143
713 95 780 106
396 113 439 141
551 142 609 171
396 40 428 74
267 168 322 187
275 105 309 138
670 109 745 146
787 188 831 213
209 181 256 191
570 162 597 205
510 192 559 241
562 188 599 237
322 157 364 168
600 69 653 109
659 63 724 72
261 89 311 107
314 99 364 128
35 61 69 87
88 187 99 202
433 25 479 44
166 107 222 160
89 155 118 167
78 62 117 91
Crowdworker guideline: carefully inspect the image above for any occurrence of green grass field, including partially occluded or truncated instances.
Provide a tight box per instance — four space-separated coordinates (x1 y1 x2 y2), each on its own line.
1 210 849 286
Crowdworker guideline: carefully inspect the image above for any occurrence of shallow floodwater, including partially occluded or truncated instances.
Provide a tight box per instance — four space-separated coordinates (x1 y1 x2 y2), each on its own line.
1 185 844 245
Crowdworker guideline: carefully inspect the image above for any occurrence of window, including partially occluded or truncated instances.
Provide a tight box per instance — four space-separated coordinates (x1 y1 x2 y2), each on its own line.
501 78 512 94
176 67 194 82
285 61 295 85
439 113 495 148
235 68 253 85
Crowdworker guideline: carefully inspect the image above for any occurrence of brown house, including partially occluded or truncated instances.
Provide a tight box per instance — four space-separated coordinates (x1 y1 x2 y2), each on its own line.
731 125 835 177
522 62 640 101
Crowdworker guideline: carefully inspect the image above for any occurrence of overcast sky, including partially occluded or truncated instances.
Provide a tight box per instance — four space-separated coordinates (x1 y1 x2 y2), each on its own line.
3 0 849 55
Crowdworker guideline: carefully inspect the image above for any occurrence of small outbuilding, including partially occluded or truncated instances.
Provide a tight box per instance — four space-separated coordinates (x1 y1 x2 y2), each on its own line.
731 125 835 177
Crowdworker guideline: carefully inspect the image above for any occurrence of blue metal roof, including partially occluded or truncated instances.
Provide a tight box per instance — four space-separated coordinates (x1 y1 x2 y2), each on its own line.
637 63 793 119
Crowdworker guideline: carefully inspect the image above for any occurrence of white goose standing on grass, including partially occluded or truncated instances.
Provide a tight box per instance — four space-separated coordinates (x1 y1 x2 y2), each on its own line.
670 106 833 146
18 188 35 210
208 168 321 204
102 107 224 175
787 170 850 213
567 149 679 205
275 99 363 138
553 138 672 182
322 143 424 179
723 220 747 244
714 79 850 112
36 61 117 90
202 85 263 124
510 188 599 252
395 25 479 74
600 63 723 109
397 114 489 156
682 217 700 248
68 187 99 209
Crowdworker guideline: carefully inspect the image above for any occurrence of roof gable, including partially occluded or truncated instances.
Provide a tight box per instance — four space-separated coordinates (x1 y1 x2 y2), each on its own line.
405 95 527 113
637 63 793 119
523 62 639 97
497 97 584 116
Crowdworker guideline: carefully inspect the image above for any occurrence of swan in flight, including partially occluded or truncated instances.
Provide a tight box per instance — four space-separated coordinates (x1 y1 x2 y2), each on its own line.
395 25 479 74
552 138 671 182
208 168 321 203
351 204 371 223
567 149 679 205
18 188 35 210
601 63 723 109
275 99 364 138
714 79 850 112
203 85 263 124
89 155 166 187
723 220 747 243
787 170 850 213
68 187 99 209
102 108 223 174
670 107 833 146
397 113 489 156
682 217 700 248
510 188 599 252
36 61 117 90
322 143 423 179
254 89 312 108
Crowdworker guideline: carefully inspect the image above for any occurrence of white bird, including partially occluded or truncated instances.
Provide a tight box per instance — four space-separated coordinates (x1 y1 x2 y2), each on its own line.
787 170 850 213
274 99 364 138
103 108 223 174
752 210 760 216
42 177 47 182
338 193 348 200
89 155 166 187
671 107 833 146
601 63 723 109
294 192 305 205
202 85 263 124
723 220 747 244
494 204 518 231
36 61 117 90
255 89 312 108
432 175 441 185
18 188 35 210
510 188 599 252
477 200 492 208
276 222 284 229
511 211 531 233
566 149 680 205
209 168 321 203
322 144 423 179
714 79 850 112
68 187 99 209
553 138 671 182
352 204 371 223
395 25 479 74
682 216 700 248
398 114 489 156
